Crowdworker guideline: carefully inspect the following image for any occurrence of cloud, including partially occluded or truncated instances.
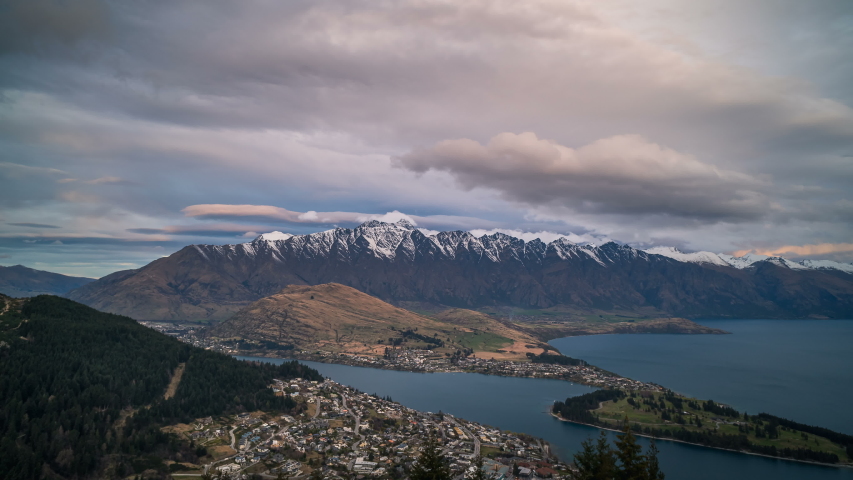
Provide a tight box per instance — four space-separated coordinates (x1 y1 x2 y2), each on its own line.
182 204 498 230
7 222 59 229
734 243 853 258
0 162 68 178
1 0 852 276
0 254 11 259
0 0 110 55
396 132 770 222
57 176 133 185
126 223 282 238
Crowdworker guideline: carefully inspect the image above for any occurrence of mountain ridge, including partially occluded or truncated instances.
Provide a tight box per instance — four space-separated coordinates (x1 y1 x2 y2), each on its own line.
66 220 853 321
0 264 95 298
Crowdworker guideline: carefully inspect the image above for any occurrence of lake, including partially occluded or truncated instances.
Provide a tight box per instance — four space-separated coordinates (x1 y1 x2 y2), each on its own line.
551 319 853 436
236 318 853 479
240 352 853 479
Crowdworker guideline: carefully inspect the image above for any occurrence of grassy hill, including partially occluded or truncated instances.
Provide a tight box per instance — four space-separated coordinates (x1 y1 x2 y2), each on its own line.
0 294 321 479
207 283 552 360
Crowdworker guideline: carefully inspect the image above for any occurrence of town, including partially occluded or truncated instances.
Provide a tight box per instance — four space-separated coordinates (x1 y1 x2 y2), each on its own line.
141 322 663 392
175 377 573 479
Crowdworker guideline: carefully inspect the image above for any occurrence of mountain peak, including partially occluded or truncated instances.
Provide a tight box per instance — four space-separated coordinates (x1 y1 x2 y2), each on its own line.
356 218 417 230
394 218 417 229
253 231 294 242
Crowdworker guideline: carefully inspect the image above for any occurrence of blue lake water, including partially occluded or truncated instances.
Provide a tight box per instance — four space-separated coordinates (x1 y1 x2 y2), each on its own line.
240 349 853 479
551 319 853 436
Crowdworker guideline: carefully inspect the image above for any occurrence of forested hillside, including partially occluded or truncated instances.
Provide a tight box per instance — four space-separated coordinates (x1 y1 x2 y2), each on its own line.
0 295 321 479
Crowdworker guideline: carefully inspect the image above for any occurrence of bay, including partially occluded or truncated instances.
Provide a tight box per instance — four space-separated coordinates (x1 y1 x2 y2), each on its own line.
239 356 853 479
550 319 853 435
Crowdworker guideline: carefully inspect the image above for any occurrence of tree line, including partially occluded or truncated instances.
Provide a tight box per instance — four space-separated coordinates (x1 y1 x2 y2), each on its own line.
527 351 586 366
0 296 322 479
553 390 843 465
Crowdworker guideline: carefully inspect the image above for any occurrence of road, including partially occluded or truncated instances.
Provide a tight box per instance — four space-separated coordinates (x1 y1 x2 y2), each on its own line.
449 418 480 457
229 426 238 450
343 393 368 472
312 395 321 419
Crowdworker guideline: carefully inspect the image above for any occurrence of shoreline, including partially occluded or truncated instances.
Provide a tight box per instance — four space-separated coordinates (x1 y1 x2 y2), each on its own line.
237 351 853 470
233 349 661 391
549 412 853 470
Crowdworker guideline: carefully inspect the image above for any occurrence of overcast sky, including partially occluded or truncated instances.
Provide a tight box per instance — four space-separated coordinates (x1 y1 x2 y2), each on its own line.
1 0 852 277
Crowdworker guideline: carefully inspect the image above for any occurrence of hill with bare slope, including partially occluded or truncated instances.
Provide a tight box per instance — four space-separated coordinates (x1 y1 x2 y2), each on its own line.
207 283 552 360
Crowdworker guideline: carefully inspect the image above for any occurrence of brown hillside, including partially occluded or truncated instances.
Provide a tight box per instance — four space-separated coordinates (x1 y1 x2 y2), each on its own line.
430 308 550 359
208 284 550 360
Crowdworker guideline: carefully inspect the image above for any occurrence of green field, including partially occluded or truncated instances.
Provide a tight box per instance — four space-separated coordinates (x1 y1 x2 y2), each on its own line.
595 392 851 464
455 330 513 351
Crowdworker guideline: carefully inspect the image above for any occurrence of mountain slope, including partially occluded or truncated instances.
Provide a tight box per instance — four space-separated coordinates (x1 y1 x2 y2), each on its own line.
0 295 321 479
207 283 551 359
67 220 853 321
0 264 94 297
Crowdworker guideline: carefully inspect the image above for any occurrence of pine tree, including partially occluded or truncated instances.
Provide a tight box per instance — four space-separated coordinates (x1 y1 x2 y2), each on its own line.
614 419 645 480
573 431 617 480
643 441 665 480
411 432 451 480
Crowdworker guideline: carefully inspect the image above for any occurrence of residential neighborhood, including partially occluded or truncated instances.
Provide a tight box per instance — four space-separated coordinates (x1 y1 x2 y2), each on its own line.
175 377 575 479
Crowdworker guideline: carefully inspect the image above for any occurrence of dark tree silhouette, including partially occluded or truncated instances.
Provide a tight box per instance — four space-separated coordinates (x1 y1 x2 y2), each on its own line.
410 432 451 480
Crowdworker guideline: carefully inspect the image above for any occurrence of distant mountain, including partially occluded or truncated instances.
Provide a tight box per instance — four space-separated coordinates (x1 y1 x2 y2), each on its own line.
644 246 853 273
207 282 552 360
0 264 94 297
67 220 853 321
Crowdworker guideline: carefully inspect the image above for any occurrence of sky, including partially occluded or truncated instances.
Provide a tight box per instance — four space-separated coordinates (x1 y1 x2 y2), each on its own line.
1 0 852 278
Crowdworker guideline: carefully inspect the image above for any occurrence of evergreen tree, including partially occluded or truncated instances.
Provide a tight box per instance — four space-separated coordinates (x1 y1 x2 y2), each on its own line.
411 432 451 480
643 441 665 480
573 431 617 480
614 419 645 480
573 422 666 480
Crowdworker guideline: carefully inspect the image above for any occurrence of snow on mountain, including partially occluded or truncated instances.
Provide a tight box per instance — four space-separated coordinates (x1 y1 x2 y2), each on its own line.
717 253 769 269
233 223 853 275
644 246 731 267
646 247 853 274
254 231 294 242
800 259 853 274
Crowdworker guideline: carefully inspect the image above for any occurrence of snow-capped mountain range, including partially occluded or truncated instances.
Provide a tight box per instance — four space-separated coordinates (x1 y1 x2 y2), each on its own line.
642 246 853 273
238 221 853 274
226 219 649 267
67 220 853 322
